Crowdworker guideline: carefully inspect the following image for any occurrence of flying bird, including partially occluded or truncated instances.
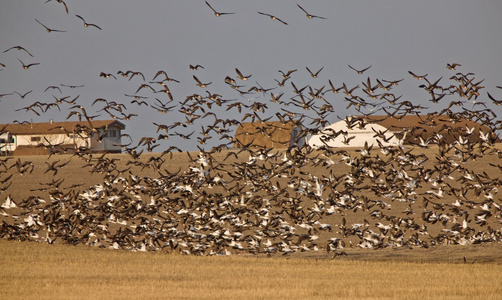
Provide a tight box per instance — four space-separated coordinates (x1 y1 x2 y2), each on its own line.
99 72 117 79
152 70 180 82
297 4 326 19
76 15 102 30
487 92 502 105
278 69 297 79
3 46 34 57
125 94 148 100
18 58 39 70
205 1 235 17
257 11 288 25
348 64 372 74
45 85 62 93
408 71 428 80
306 66 324 78
190 64 204 70
35 18 67 33
45 0 69 14
0 93 14 99
235 68 251 80
14 90 33 99
446 63 461 70
193 75 212 88
60 84 85 89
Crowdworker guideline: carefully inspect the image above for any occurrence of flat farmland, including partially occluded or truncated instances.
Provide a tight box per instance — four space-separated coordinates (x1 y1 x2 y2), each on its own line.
1 239 501 299
1 143 502 299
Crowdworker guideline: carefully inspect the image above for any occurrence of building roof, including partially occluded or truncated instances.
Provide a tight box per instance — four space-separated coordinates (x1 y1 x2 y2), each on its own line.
0 120 125 135
355 114 497 144
358 114 489 131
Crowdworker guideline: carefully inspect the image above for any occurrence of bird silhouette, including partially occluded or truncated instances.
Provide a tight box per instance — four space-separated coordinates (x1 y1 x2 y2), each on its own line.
257 11 288 25
306 66 324 78
3 46 34 57
18 58 39 70
297 4 326 19
45 0 69 14
348 64 372 74
35 18 67 33
76 15 102 30
205 1 235 17
13 90 33 99
235 68 251 80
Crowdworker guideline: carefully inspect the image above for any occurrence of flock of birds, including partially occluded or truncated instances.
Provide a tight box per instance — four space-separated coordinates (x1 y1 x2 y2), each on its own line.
1 2 502 257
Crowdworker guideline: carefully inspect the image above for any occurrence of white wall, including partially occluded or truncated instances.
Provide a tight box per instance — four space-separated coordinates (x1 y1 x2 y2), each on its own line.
0 126 123 153
308 120 400 148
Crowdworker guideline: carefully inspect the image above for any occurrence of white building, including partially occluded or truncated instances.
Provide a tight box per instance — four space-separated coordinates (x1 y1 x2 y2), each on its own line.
308 116 400 148
0 120 125 155
308 114 498 148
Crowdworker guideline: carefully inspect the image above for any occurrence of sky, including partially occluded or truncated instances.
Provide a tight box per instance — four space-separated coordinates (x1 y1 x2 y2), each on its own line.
0 0 501 151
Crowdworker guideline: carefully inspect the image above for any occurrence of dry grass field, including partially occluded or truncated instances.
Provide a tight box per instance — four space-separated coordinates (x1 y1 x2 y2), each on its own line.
2 239 501 300
1 143 502 299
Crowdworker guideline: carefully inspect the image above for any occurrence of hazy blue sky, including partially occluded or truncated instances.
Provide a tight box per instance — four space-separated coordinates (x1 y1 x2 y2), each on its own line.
1 1 501 151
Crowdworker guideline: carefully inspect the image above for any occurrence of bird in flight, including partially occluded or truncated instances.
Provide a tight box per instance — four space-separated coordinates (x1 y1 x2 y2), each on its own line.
99 72 117 79
408 71 428 80
297 4 326 19
14 90 33 99
348 64 372 74
306 66 324 78
76 15 102 30
193 75 212 88
18 58 39 70
446 63 461 70
235 68 251 80
35 19 66 33
205 1 235 17
61 84 85 89
190 64 204 70
3 46 34 57
45 0 69 14
257 11 288 25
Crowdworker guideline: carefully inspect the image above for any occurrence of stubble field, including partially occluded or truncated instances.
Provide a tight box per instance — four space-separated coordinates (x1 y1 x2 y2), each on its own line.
1 145 502 299
1 239 501 299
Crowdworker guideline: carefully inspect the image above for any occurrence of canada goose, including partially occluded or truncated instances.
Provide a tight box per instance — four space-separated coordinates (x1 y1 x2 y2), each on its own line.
278 69 297 79
348 64 372 74
0 93 13 99
408 70 428 80
235 68 251 80
13 90 33 99
18 58 39 70
44 85 62 93
45 0 69 14
99 72 117 79
35 18 66 33
205 1 235 17
446 63 461 70
189 64 204 70
76 15 102 30
257 11 288 25
297 4 326 19
60 84 85 89
3 46 34 57
306 66 324 78
193 75 211 87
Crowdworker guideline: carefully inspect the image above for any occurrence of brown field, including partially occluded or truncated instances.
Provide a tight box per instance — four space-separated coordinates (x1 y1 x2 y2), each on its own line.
1 239 501 300
1 143 502 298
